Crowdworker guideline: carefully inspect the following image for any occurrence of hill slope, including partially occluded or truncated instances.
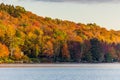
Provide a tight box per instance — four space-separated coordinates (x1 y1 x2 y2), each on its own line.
0 3 120 63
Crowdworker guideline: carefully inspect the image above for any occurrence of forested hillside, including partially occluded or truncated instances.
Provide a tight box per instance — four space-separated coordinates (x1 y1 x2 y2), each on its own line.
0 3 120 63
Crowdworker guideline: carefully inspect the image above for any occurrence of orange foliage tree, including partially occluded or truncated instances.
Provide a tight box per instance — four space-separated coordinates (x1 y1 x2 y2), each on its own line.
0 43 9 58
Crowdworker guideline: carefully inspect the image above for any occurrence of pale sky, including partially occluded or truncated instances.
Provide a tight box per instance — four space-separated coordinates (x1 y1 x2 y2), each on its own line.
1 0 120 30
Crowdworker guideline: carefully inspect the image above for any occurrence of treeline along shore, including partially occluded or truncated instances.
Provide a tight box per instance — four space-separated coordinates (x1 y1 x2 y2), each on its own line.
0 3 120 63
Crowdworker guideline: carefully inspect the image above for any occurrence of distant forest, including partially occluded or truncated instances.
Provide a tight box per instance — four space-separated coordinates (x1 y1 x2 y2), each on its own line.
0 3 120 63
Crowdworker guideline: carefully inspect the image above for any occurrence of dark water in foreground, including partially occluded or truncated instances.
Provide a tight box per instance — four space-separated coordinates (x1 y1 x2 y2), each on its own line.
0 64 120 80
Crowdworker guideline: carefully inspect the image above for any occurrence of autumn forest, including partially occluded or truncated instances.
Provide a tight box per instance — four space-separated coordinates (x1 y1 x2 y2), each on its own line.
0 3 120 63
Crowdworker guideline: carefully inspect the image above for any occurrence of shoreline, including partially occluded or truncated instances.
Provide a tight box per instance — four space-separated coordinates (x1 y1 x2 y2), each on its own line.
0 63 120 68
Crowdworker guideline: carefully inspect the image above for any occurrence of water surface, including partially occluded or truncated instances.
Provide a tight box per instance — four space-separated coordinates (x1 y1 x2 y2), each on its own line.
0 64 120 80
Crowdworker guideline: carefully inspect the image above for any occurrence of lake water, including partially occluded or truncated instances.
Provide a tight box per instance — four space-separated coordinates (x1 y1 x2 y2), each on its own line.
0 64 120 80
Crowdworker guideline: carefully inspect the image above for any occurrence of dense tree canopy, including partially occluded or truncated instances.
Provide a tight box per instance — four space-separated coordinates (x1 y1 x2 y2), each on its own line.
0 3 120 63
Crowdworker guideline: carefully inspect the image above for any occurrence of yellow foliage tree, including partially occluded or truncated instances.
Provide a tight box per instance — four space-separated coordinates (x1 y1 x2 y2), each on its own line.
13 47 23 60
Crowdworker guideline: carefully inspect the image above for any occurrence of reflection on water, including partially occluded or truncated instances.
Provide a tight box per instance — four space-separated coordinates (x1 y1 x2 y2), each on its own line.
0 64 120 80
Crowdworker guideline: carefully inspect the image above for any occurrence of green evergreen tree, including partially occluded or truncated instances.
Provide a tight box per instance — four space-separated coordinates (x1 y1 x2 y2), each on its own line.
104 53 113 62
82 51 92 62
90 38 102 62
